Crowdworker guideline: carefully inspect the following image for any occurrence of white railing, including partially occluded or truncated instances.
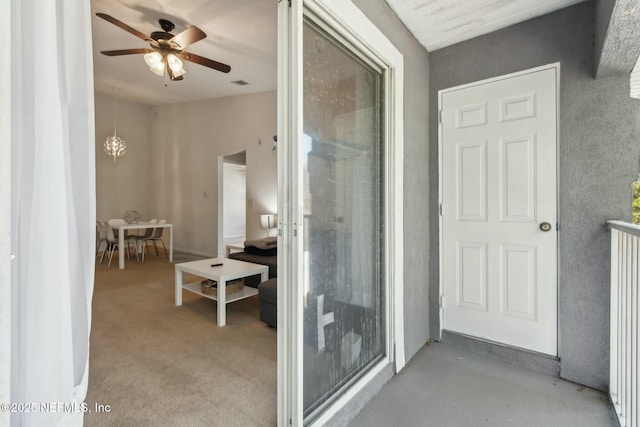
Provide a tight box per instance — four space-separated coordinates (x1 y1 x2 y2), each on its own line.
609 220 640 427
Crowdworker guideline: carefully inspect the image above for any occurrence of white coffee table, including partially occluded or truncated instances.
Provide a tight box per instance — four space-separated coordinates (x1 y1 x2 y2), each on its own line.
175 258 268 326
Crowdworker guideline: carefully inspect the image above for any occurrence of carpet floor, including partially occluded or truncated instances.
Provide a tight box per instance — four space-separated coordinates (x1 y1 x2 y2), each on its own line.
85 251 277 426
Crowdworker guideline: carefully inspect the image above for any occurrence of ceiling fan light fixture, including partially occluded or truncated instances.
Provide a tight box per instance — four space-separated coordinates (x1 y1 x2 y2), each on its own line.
145 52 165 76
97 13 230 84
150 63 165 77
144 51 162 67
167 54 186 77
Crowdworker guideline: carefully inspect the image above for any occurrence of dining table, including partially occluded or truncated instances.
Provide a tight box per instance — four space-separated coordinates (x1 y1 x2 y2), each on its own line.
117 221 173 269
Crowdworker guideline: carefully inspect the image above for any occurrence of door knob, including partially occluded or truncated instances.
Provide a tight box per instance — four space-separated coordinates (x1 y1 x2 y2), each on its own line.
539 222 552 232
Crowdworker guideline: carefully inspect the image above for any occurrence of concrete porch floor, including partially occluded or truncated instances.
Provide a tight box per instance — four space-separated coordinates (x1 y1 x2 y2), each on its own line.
350 342 618 427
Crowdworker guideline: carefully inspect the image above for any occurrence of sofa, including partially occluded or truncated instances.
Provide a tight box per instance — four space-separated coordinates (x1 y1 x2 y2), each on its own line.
228 238 278 327
228 251 277 287
257 278 277 328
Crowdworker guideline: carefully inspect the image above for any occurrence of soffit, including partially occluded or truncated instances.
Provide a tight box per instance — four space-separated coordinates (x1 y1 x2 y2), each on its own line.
384 0 588 52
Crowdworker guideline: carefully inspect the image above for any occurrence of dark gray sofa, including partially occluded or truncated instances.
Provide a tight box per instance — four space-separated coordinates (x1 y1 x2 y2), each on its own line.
228 251 278 327
228 252 277 287
257 278 277 328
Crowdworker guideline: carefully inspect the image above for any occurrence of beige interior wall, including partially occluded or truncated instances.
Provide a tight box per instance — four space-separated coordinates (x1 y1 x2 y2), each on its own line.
94 90 277 256
149 91 277 256
94 93 153 221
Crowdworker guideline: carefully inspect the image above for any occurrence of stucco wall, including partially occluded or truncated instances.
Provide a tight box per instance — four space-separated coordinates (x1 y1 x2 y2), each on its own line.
594 0 616 75
149 91 277 256
429 1 640 390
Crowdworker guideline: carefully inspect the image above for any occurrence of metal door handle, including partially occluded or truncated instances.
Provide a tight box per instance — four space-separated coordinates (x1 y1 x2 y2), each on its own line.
539 222 552 232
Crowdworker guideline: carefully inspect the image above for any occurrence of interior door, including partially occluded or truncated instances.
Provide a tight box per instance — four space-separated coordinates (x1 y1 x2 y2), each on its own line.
440 65 558 356
278 1 405 425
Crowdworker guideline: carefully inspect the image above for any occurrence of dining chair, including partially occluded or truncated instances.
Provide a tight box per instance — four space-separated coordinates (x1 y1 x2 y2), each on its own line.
146 219 168 258
103 222 133 267
134 219 157 263
107 218 138 261
96 221 109 262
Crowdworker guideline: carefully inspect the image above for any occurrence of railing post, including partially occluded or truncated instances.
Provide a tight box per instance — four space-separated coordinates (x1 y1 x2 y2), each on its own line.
607 220 640 427
611 228 619 409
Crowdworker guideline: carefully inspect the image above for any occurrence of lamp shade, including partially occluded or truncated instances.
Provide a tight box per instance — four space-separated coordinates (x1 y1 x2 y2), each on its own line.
260 214 276 229
167 54 186 77
144 52 166 76
144 51 162 67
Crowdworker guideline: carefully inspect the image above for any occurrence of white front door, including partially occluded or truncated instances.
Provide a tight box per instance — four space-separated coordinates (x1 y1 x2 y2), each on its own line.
440 65 558 356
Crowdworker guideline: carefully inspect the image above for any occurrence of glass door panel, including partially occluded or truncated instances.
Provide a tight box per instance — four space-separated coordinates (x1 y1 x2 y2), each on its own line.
301 18 385 420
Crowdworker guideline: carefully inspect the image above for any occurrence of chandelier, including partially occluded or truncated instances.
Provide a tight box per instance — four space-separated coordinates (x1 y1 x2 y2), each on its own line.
104 90 127 162
104 134 127 162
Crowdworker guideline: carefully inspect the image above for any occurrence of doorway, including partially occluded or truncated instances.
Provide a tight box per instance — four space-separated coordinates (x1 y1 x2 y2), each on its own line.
439 64 559 355
218 151 247 257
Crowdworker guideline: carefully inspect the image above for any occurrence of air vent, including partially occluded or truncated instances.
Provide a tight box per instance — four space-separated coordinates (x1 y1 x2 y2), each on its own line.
231 80 249 86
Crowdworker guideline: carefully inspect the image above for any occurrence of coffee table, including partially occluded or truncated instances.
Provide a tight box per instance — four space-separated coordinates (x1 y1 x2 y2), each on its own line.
175 258 268 326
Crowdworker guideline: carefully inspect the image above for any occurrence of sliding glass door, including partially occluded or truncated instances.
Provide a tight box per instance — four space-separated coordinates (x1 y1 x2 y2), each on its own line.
278 1 404 425
301 18 385 419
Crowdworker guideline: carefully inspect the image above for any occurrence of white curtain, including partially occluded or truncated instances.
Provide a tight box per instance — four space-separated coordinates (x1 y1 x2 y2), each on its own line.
11 0 96 425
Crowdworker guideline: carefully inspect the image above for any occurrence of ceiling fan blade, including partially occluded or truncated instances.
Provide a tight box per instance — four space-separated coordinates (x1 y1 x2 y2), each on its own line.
180 52 231 73
170 26 207 50
96 13 150 42
101 48 152 56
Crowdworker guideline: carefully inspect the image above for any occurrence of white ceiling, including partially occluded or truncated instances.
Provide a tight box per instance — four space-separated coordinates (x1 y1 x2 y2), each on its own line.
91 0 587 106
384 0 588 52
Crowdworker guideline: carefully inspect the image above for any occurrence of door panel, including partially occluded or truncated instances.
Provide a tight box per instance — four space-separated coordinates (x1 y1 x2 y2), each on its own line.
457 242 487 311
500 136 536 222
456 140 487 221
441 66 558 356
501 244 536 320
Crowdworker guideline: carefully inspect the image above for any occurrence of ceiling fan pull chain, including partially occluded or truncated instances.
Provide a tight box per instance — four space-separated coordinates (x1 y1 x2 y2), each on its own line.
164 63 169 87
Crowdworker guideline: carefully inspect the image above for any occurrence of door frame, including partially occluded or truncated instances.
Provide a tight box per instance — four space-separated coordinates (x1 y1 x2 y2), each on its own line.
437 63 561 345
278 0 405 425
217 151 247 257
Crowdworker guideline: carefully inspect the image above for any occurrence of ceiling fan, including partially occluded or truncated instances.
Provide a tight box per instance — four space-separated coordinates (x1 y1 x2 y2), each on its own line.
96 13 231 82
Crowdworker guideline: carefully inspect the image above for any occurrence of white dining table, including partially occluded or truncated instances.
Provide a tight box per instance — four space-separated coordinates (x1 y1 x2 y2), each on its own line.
118 222 173 269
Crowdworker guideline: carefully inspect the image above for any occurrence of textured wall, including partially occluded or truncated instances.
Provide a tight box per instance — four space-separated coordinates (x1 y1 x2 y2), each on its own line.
594 0 616 74
429 1 640 389
595 0 640 78
352 0 431 364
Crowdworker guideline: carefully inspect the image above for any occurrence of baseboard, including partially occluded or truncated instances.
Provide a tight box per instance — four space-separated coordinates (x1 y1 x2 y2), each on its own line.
441 330 560 378
173 247 217 258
